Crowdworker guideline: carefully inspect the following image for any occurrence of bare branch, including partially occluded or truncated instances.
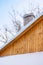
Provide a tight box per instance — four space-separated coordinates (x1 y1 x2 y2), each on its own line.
9 9 22 32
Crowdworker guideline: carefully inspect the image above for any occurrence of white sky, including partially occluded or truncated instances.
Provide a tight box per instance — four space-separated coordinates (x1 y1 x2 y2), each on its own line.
0 0 43 28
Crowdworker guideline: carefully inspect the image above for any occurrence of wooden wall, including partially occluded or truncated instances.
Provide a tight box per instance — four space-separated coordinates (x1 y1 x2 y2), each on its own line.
0 16 43 56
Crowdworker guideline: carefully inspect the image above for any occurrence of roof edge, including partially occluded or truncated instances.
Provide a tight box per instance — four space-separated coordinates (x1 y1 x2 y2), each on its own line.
0 12 43 50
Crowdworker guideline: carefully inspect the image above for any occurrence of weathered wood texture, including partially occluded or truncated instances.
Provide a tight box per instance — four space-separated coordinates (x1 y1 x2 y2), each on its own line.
0 16 43 56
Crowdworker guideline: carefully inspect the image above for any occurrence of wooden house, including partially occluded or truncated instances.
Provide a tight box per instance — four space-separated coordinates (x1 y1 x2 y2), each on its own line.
0 13 43 56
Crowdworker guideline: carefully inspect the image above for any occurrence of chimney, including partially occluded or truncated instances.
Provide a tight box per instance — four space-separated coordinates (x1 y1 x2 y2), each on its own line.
23 13 35 26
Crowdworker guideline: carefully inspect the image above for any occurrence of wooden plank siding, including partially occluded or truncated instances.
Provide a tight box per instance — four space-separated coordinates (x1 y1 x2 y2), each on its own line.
0 16 43 56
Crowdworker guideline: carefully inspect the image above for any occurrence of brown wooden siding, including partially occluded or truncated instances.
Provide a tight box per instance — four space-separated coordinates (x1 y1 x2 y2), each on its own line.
0 16 43 56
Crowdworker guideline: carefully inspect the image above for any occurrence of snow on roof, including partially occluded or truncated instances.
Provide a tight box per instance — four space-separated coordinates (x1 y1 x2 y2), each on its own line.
23 13 35 18
0 12 43 50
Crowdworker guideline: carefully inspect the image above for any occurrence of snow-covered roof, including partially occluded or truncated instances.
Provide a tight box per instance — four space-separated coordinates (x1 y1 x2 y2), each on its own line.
0 12 43 50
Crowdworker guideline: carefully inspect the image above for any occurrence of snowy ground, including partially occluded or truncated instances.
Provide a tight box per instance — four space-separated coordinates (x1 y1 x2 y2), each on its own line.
0 52 43 65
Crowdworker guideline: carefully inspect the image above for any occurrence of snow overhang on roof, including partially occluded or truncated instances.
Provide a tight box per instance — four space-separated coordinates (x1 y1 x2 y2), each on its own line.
23 13 35 18
0 12 43 50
